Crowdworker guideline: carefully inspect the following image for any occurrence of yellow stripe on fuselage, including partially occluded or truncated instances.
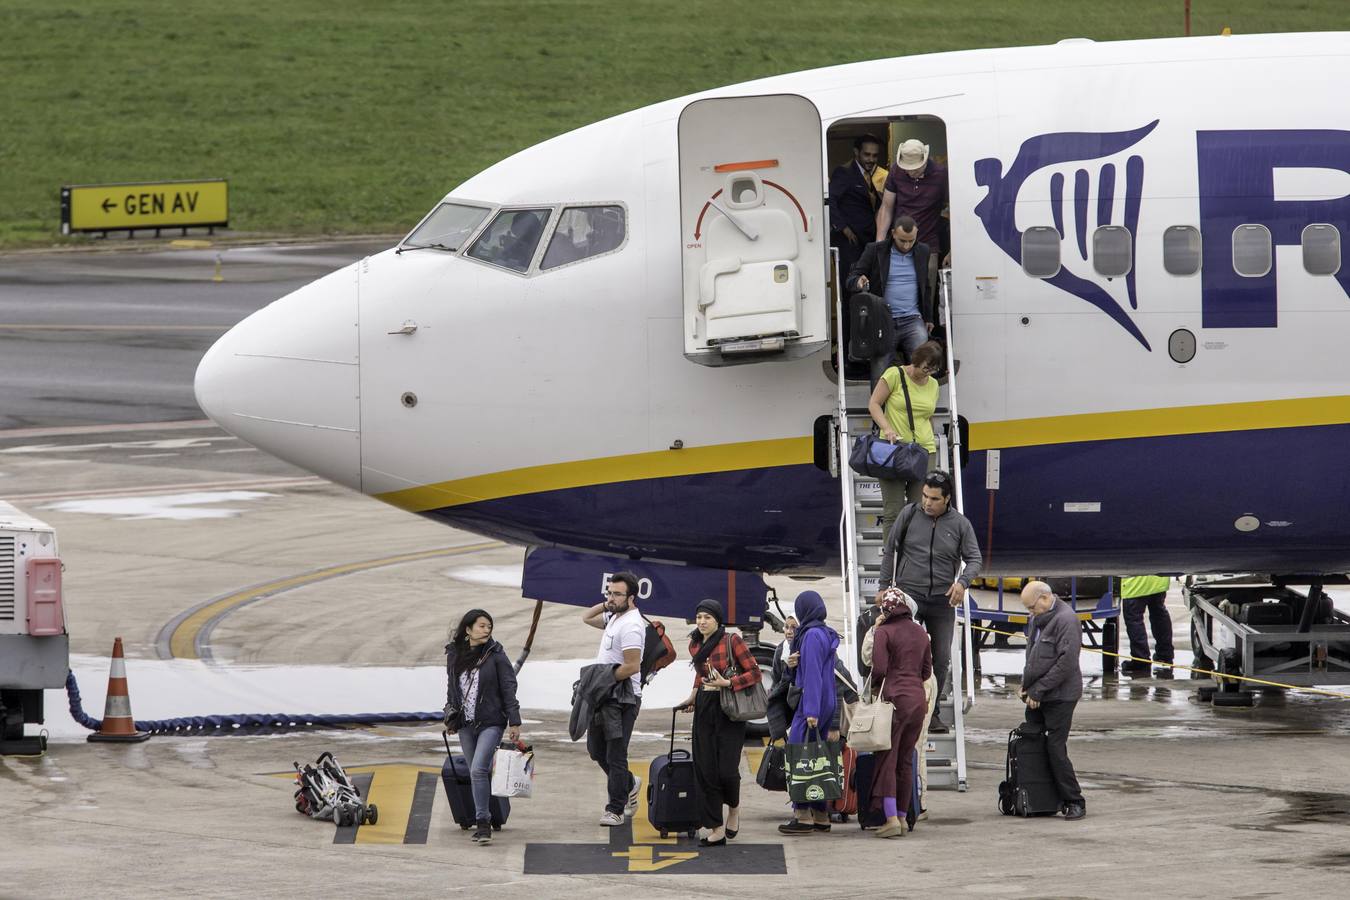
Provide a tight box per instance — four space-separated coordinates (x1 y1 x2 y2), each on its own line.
377 436 814 512
968 394 1350 451
375 396 1350 512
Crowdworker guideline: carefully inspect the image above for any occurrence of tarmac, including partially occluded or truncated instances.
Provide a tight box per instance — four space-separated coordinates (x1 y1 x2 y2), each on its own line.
3 242 1350 898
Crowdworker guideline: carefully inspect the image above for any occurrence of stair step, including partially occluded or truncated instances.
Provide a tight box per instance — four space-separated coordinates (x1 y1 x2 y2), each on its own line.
852 479 881 502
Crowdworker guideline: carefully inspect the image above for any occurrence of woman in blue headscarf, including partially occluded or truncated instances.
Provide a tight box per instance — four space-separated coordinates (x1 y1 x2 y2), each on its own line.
778 590 842 836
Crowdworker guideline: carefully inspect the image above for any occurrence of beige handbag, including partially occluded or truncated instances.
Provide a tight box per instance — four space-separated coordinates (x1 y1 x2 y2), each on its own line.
845 678 894 753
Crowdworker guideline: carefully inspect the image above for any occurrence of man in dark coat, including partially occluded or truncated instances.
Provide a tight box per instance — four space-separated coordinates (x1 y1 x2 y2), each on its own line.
845 216 934 366
1019 580 1086 820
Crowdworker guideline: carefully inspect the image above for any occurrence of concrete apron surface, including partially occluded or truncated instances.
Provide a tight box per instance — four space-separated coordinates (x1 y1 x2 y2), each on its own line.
4 425 1350 896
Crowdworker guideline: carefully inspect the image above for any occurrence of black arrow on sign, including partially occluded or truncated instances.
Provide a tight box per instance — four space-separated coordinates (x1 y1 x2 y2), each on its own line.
101 199 116 213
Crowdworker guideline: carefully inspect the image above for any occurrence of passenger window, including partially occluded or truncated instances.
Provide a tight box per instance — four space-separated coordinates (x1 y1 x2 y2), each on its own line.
1302 224 1341 276
541 206 626 270
1232 224 1272 277
1092 226 1132 278
467 208 551 272
402 202 489 251
1163 225 1201 276
1021 226 1061 278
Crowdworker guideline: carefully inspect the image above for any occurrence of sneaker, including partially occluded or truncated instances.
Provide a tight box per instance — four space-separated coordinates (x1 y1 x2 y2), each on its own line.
1063 803 1087 821
777 819 815 836
472 822 492 844
624 775 642 817
599 810 624 827
1121 661 1152 675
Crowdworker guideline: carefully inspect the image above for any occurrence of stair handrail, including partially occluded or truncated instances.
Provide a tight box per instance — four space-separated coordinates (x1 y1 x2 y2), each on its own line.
939 266 977 709
832 248 862 679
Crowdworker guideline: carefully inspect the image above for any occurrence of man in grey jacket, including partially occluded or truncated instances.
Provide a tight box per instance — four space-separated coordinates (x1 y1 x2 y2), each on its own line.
877 470 982 733
1019 580 1086 820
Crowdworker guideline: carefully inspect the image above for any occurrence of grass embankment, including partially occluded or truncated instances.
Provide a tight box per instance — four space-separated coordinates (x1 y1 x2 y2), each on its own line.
1 0 1345 248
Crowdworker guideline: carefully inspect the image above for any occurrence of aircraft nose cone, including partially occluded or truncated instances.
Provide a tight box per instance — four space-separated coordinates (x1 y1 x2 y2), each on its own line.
195 264 361 488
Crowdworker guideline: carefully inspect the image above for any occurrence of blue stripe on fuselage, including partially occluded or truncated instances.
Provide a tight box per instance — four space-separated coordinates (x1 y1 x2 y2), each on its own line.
414 423 1350 577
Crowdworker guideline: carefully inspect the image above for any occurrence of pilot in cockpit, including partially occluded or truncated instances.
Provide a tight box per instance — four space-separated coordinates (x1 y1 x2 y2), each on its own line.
499 212 545 269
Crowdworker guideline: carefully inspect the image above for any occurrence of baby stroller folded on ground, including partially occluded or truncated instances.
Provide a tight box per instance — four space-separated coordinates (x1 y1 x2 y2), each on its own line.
293 751 379 827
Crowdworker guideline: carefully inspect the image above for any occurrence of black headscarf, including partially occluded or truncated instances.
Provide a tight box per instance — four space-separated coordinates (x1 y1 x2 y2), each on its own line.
689 598 726 670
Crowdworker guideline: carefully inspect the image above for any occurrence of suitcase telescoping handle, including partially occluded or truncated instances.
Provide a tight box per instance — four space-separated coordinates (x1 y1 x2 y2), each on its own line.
668 706 695 756
442 730 453 755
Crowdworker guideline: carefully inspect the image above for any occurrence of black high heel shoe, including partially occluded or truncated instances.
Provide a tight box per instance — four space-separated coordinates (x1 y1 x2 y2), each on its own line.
699 835 727 847
725 827 738 839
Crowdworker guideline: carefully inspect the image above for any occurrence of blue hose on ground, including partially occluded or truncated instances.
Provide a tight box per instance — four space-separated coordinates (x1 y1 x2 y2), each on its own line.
66 671 442 735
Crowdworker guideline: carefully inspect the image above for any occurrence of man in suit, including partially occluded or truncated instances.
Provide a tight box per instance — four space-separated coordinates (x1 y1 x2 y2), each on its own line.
845 215 933 366
828 134 887 281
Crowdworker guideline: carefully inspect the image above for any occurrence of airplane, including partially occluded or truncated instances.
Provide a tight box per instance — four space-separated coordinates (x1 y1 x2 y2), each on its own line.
192 32 1350 651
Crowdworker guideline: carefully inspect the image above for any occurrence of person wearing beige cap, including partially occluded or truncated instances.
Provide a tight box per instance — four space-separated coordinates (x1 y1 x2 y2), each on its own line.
875 138 950 301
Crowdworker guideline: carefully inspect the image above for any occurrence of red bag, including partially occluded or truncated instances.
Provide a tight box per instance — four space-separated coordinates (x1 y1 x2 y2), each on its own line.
830 745 859 816
640 615 677 685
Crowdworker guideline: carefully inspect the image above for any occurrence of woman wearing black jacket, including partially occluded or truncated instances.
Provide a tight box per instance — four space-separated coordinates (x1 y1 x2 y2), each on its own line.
445 609 521 844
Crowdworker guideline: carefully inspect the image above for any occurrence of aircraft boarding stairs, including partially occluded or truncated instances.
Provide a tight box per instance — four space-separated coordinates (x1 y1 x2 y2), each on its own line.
833 268 973 792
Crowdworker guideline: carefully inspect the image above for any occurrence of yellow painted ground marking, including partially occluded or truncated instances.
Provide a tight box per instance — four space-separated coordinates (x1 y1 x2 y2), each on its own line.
268 763 439 842
612 845 698 872
347 764 439 845
629 760 676 845
744 739 768 776
167 541 499 658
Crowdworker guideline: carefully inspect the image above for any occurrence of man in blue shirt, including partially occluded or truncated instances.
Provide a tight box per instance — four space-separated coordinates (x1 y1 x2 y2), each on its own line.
845 215 933 364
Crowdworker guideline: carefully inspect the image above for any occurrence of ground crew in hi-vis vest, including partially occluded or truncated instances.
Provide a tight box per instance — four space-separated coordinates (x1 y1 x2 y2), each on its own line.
1119 576 1174 676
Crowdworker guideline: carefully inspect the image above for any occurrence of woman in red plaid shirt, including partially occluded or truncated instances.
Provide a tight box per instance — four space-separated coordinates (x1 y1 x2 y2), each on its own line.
676 598 763 846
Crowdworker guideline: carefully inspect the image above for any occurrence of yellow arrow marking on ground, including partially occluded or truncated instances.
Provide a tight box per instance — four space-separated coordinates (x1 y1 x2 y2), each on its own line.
612 845 699 872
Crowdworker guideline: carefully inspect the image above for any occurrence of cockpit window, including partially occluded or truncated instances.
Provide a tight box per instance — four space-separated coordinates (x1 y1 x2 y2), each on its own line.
402 202 490 251
467 208 551 272
541 206 626 270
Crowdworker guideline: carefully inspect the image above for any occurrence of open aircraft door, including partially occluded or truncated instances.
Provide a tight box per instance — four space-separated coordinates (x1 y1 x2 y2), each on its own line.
678 94 828 366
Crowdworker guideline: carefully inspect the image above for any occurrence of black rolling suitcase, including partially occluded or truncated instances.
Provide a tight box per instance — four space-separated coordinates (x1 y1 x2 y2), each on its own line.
847 292 895 363
441 732 509 830
997 722 1060 817
855 751 883 829
647 709 700 838
855 748 922 829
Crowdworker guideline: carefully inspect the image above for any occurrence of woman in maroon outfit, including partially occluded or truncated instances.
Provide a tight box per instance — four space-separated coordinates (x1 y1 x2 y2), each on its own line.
869 587 933 838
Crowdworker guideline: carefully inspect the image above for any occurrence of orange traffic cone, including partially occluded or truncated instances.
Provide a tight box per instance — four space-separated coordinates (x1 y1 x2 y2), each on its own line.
87 637 150 743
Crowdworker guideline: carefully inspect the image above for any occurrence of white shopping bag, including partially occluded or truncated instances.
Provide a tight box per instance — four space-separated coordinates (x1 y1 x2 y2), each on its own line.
490 745 534 799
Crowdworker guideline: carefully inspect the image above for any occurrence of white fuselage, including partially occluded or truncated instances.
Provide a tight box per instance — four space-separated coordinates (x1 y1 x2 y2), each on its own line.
196 33 1350 577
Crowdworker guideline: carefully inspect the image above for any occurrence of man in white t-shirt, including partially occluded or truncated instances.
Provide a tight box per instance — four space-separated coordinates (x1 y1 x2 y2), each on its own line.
582 571 646 825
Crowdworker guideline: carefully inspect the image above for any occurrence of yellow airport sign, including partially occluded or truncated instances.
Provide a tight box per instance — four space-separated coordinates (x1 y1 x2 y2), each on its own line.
62 179 228 234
